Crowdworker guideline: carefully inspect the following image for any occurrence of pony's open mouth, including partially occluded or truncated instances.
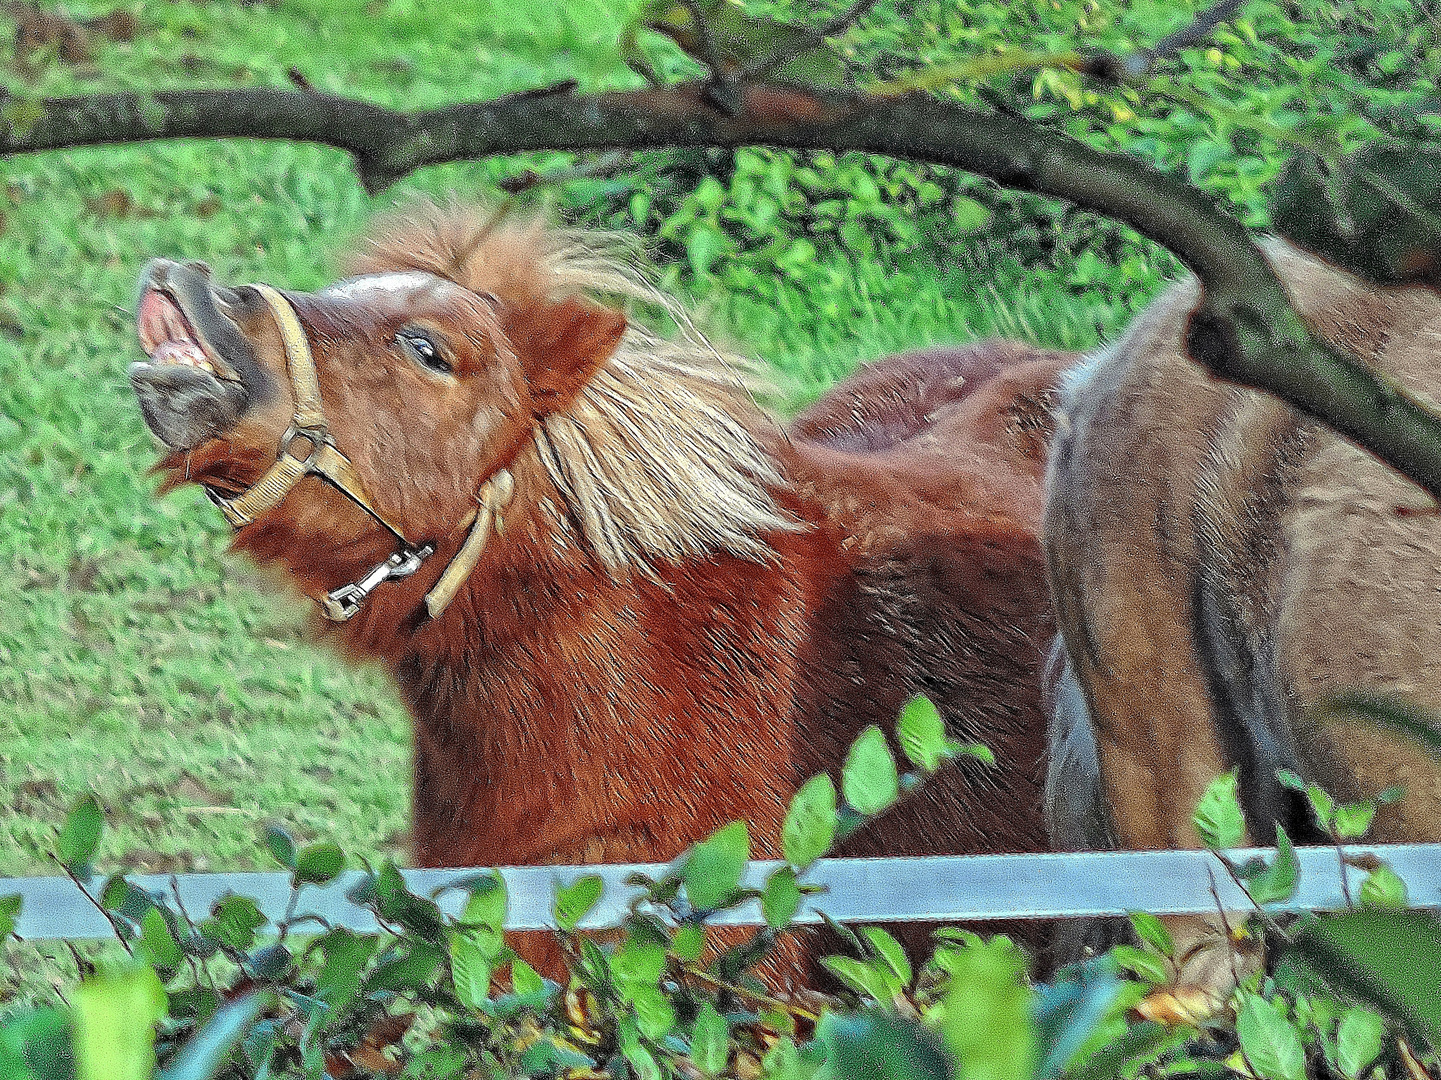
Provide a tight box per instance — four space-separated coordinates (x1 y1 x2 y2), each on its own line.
134 287 240 383
130 259 259 451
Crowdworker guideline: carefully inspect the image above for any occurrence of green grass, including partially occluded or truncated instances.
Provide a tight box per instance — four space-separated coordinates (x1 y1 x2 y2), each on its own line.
0 0 1171 900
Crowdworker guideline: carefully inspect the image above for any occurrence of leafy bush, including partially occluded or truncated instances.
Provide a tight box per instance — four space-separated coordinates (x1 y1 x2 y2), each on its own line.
562 0 1439 324
3 705 1438 1080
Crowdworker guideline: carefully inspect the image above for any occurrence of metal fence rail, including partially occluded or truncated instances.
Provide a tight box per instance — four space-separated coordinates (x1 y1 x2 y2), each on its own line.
5 845 1439 942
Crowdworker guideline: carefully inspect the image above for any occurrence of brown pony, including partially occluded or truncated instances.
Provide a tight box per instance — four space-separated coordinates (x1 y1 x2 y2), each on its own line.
1044 239 1441 997
129 205 1071 975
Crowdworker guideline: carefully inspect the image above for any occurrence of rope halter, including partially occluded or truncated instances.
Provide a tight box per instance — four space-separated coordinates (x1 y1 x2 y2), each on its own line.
206 283 511 622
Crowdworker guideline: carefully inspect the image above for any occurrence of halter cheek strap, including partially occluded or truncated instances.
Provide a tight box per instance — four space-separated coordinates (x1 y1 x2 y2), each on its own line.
206 283 513 623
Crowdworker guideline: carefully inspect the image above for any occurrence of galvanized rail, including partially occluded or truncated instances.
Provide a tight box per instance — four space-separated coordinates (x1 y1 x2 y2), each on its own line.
4 844 1439 941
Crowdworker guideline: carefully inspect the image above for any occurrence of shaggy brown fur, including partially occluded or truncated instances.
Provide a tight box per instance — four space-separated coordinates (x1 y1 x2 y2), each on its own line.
1044 238 1441 991
133 205 1074 981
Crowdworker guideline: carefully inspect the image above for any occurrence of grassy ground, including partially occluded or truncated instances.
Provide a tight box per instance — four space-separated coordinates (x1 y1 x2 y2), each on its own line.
0 1 1172 897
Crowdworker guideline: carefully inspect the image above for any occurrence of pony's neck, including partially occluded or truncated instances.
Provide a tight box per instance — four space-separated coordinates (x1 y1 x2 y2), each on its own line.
356 465 656 865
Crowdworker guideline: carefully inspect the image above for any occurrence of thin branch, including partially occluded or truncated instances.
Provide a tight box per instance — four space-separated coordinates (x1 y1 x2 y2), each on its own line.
1083 0 1248 81
677 0 727 78
731 0 881 84
8 80 1441 499
1152 0 1247 62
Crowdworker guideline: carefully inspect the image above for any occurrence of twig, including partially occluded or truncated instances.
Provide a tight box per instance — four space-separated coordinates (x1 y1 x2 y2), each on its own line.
1151 0 1247 62
1083 0 1247 82
678 0 727 78
678 958 820 1022
169 874 211 990
53 857 133 955
1207 864 1245 994
732 0 881 84
1333 830 1355 908
1211 851 1293 943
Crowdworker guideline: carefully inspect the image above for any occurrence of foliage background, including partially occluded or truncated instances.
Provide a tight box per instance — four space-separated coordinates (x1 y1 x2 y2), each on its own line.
0 0 1436 991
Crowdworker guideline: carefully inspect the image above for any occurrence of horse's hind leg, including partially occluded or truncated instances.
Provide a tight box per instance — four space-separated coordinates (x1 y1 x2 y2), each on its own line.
1042 346 1264 1003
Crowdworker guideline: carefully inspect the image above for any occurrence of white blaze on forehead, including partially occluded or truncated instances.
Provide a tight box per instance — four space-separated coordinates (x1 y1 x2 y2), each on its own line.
319 270 453 301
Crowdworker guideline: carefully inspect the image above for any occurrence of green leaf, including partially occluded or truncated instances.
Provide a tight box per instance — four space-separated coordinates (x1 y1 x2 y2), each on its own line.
1245 826 1301 906
519 1038 594 1074
1333 801 1376 839
782 774 836 868
157 992 267 1080
952 196 993 234
630 984 677 1039
691 1002 729 1077
200 895 266 952
1335 1007 1386 1080
373 862 447 943
100 876 153 925
1305 783 1337 831
72 964 168 1080
934 936 1036 1080
1063 1020 1171 1080
817 1010 951 1080
684 821 749 911
261 824 296 870
57 793 104 875
1358 865 1408 910
367 941 444 992
613 939 667 993
861 926 912 988
685 224 728 278
1236 992 1306 1080
673 923 706 961
252 943 292 981
553 874 603 932
294 841 343 885
821 955 902 1004
951 740 996 766
1193 770 1245 849
1127 911 1174 957
400 1042 468 1080
450 934 492 1010
842 726 899 816
0 893 21 939
621 1038 661 1080
897 695 947 773
510 957 544 998
0 1006 74 1080
1108 945 1168 985
139 907 182 972
461 872 507 931
762 865 802 929
314 929 378 1010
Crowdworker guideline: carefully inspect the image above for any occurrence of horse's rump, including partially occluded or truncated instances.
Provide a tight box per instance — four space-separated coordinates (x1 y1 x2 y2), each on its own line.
1044 239 1441 863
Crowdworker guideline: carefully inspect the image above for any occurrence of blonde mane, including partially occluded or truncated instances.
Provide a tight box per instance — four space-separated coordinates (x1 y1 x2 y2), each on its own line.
349 204 800 572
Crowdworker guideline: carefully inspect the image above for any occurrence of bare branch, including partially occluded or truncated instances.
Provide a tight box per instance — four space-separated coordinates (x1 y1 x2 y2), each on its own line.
1083 0 1247 81
7 79 1441 499
731 0 881 84
1152 0 1247 61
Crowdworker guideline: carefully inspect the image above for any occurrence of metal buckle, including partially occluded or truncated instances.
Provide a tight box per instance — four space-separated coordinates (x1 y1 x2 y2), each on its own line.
320 544 434 622
276 423 329 470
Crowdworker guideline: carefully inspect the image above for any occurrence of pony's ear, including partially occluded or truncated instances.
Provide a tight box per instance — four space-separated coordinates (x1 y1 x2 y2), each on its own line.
508 296 627 414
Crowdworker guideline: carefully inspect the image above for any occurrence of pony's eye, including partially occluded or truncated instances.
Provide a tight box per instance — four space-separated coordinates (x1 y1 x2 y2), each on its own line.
397 330 452 375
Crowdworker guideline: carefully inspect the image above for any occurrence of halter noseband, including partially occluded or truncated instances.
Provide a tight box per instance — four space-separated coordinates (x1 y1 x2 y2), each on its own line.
206 283 511 622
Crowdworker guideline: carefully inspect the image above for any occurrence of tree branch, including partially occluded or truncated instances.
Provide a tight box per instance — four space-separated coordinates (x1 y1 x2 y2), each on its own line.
8 79 1441 496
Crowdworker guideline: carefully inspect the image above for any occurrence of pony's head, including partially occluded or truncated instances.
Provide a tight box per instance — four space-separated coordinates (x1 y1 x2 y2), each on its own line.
131 205 793 617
